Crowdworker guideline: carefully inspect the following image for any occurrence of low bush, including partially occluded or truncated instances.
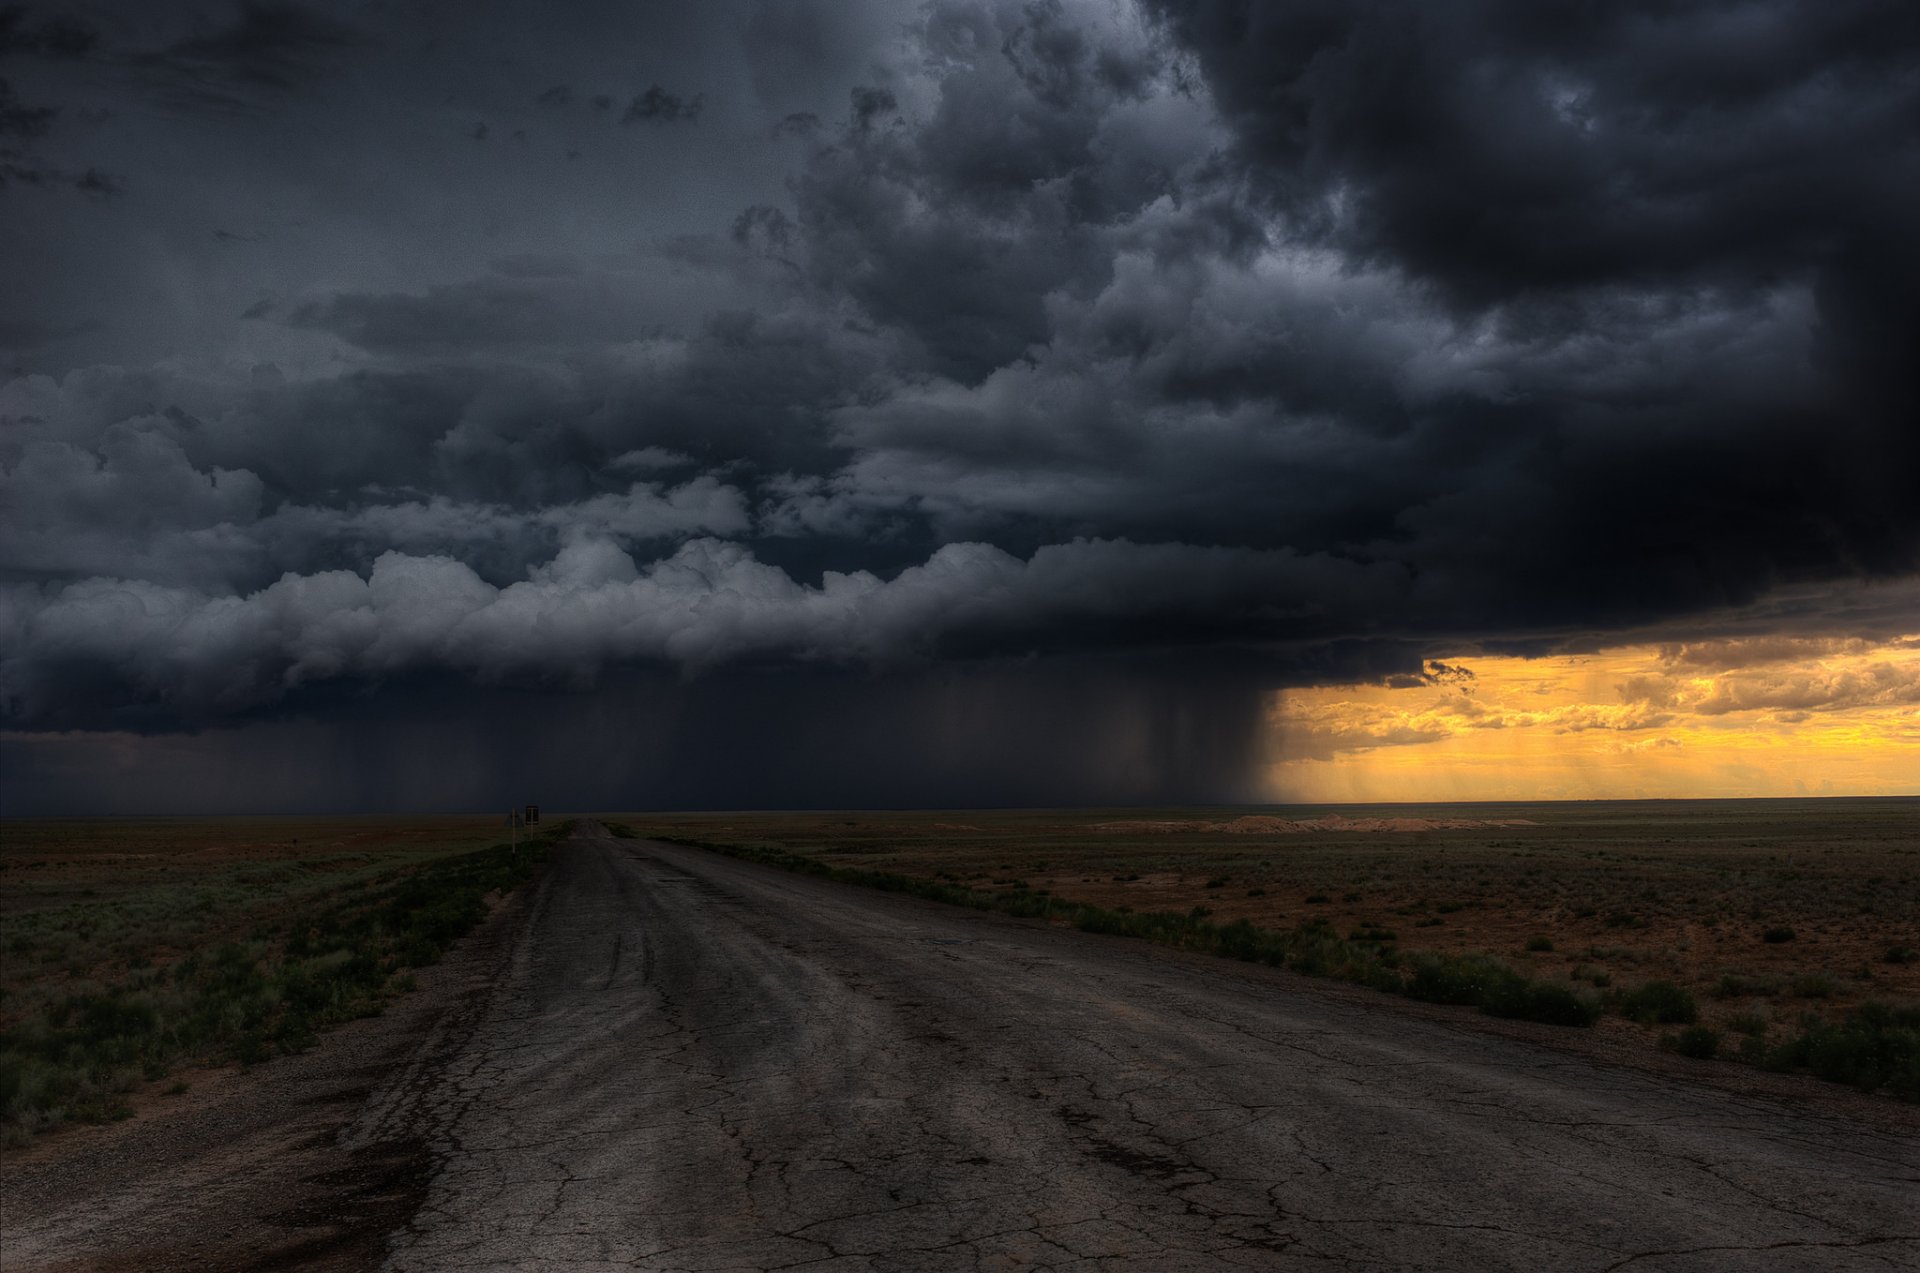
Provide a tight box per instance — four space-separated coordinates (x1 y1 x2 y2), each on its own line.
1714 972 1778 999
1761 926 1797 944
1525 936 1554 952
1403 953 1598 1026
1765 1003 1920 1099
1791 973 1838 999
1615 980 1699 1025
1662 1026 1722 1060
0 824 569 1143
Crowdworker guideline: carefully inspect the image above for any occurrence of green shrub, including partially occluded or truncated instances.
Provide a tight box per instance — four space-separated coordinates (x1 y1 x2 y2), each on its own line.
1884 946 1918 965
1791 973 1837 999
1714 972 1778 998
1766 1003 1920 1098
1404 953 1598 1025
1761 926 1796 944
1485 978 1601 1027
0 824 570 1142
1617 980 1698 1025
1525 936 1554 952
1663 1026 1722 1060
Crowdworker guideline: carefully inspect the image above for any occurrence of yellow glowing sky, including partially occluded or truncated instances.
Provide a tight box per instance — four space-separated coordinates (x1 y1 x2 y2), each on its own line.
1263 636 1920 802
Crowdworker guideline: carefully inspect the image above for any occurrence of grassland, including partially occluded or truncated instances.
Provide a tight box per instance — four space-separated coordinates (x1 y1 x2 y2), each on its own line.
0 816 563 1143
618 799 1920 1097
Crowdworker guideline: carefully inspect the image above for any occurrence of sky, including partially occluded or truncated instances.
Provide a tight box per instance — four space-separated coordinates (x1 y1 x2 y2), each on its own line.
2 0 1916 813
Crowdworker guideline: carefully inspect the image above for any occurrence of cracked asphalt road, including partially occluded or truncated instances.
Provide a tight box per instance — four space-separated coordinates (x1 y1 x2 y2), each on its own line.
377 825 1918 1271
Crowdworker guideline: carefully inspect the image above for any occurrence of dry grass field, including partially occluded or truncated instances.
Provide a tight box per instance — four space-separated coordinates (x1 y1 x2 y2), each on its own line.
0 816 544 1141
624 798 1920 1085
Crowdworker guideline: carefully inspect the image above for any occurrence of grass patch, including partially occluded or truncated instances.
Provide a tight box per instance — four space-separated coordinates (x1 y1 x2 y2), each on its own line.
1714 972 1778 999
0 823 569 1143
1662 1025 1722 1060
1791 973 1839 999
1614 980 1699 1025
1763 1003 1920 1098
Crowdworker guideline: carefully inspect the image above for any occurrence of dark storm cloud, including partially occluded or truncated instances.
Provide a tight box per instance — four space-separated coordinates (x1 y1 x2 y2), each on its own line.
621 85 702 125
0 658 1279 814
0 5 109 194
130 0 370 115
0 7 100 59
1144 0 1920 299
774 110 820 138
2 0 1916 807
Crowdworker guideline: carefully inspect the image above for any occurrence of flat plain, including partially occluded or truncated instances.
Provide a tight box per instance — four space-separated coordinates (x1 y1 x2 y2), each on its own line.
623 798 1920 1077
0 815 518 1140
5 823 1916 1272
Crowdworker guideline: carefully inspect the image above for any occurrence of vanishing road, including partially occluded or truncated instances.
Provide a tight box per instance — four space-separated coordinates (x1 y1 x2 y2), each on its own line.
358 824 1916 1271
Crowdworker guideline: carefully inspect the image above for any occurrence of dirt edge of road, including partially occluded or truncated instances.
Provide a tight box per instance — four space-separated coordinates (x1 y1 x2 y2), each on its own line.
673 834 1920 1135
0 874 536 1273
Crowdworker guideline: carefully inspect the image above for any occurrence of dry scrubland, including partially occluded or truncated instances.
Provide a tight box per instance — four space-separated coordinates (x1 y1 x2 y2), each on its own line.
4 801 1914 1142
0 816 556 1143
627 798 1920 1095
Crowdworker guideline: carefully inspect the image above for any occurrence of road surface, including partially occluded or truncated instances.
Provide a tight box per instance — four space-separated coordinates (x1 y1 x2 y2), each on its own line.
357 825 1916 1271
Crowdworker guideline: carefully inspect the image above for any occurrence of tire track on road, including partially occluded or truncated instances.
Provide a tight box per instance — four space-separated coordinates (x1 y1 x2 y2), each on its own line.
382 825 1919 1272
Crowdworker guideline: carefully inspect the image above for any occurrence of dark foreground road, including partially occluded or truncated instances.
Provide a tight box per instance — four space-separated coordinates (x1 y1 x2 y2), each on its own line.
359 826 1913 1272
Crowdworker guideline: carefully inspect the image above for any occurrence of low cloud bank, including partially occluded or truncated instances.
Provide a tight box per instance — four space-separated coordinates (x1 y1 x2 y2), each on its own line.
1 536 1407 727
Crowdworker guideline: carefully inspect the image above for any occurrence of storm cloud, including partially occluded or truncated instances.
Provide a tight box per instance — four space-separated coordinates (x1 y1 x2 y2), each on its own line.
1 0 1915 810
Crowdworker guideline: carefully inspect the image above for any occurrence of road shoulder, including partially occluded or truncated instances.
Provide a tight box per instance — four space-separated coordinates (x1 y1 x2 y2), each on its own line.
0 881 533 1273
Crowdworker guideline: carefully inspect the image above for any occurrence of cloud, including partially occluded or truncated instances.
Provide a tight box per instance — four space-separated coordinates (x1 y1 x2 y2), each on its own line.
0 535 1407 727
621 85 702 124
1146 1 1920 299
1620 643 1920 717
0 6 108 196
2 0 1916 807
129 1 371 116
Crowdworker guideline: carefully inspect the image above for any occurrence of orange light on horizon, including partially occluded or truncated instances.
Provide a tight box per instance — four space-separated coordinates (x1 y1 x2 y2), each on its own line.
1262 636 1920 802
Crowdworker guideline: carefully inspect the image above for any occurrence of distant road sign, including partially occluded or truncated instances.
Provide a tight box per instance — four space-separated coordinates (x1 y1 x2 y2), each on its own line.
525 804 540 825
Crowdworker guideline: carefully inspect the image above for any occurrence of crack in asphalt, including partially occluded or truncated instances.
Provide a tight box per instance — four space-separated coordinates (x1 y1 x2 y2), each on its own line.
369 827 1919 1271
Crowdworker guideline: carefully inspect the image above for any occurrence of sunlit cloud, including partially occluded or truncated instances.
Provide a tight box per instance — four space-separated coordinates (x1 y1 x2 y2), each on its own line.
1264 638 1920 802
